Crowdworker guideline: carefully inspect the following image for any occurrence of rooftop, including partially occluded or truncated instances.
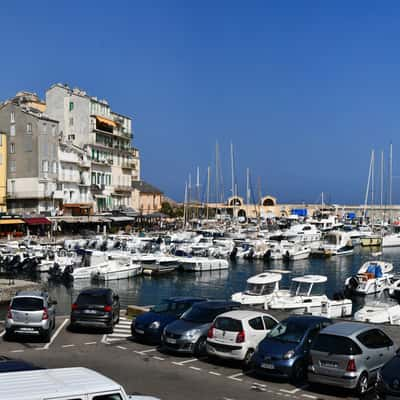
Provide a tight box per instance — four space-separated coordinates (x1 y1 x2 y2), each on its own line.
132 180 163 194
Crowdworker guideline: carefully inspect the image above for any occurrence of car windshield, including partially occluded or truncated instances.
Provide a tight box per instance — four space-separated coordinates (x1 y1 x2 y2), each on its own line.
151 300 190 314
268 320 308 344
11 297 44 311
77 293 109 306
182 306 224 323
246 282 275 296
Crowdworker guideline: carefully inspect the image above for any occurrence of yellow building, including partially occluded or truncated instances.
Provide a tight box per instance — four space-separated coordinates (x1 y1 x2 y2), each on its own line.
0 132 6 212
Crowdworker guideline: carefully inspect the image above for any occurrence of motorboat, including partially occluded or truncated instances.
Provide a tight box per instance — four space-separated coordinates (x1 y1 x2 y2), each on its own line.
382 233 400 248
388 278 400 300
344 261 394 296
319 231 354 255
178 257 229 272
282 244 311 261
72 250 109 280
91 259 143 281
354 300 400 324
231 272 284 305
268 275 352 318
282 224 321 249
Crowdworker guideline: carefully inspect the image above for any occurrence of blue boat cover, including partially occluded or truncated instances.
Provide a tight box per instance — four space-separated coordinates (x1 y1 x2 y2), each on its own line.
366 264 383 278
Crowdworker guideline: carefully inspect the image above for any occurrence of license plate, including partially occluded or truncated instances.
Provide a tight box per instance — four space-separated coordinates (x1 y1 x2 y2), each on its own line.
84 310 97 314
19 327 34 331
320 360 338 368
166 337 177 344
135 328 144 334
261 363 274 370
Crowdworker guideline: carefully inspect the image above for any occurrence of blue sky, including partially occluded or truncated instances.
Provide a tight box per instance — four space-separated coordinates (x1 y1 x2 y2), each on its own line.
1 1 400 204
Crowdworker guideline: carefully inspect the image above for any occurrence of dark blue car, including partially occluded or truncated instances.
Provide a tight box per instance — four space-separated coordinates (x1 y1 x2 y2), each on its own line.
131 297 206 344
252 316 332 382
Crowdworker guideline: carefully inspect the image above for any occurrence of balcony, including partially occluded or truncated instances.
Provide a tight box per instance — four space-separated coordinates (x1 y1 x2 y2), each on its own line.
79 159 91 168
59 152 78 164
114 185 132 193
7 190 53 199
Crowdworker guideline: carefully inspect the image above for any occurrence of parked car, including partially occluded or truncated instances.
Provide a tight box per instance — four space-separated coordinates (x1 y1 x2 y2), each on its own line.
5 291 57 342
0 356 42 373
206 310 278 366
308 322 396 396
161 300 240 355
252 316 332 382
376 350 400 399
132 297 206 344
70 288 120 333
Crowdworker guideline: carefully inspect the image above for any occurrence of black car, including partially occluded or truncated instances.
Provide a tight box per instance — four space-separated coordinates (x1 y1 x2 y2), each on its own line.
132 297 206 344
0 356 42 372
376 350 400 399
70 288 120 333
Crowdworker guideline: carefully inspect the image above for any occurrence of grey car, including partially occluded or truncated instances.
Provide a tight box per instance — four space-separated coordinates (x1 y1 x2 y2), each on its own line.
5 291 57 342
161 300 240 355
308 322 396 396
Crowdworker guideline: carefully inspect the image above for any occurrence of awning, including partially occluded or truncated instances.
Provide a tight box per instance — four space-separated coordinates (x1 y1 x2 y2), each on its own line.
96 115 116 128
63 203 93 209
0 219 25 225
108 216 135 223
53 190 64 200
24 217 51 225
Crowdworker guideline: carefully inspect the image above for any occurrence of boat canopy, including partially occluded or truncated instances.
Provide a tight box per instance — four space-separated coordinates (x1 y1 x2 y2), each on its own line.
359 261 393 275
291 275 327 284
247 272 282 285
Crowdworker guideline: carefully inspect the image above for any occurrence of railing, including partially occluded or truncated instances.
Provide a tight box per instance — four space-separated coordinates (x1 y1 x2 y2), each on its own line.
114 185 132 193
7 190 53 199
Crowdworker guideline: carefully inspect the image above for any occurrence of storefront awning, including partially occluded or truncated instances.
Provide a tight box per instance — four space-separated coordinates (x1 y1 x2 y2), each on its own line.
63 203 93 209
0 219 25 225
24 217 51 225
108 216 135 223
96 115 116 128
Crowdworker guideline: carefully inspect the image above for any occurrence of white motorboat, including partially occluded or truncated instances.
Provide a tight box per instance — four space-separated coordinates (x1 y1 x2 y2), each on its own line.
319 231 354 255
382 233 400 248
231 272 284 305
282 224 322 249
179 257 229 272
354 301 400 324
282 244 311 261
92 259 143 281
269 241 294 260
72 251 109 280
268 275 352 318
344 261 394 295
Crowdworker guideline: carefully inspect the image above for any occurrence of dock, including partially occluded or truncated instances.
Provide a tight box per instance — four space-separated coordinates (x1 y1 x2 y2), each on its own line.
0 279 41 303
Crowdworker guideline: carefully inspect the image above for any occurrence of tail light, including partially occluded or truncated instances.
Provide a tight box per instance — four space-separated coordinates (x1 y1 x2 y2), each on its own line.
42 307 49 320
71 303 78 311
207 324 215 339
7 306 12 319
104 305 112 312
236 330 245 343
346 359 356 372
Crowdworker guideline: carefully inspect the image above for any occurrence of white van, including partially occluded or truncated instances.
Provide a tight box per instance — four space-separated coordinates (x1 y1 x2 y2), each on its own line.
0 367 159 400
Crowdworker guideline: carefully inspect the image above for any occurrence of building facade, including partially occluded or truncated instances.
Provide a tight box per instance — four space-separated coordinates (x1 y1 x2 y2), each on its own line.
131 180 163 214
0 132 7 213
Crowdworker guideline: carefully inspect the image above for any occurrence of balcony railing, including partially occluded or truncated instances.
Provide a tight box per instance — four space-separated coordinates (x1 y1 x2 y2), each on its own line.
114 185 132 193
7 190 53 199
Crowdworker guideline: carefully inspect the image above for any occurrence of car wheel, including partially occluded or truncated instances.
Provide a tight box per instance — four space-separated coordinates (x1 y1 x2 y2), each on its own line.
42 330 51 343
194 337 207 356
356 372 369 396
3 330 13 341
290 360 306 383
243 349 255 370
106 324 114 334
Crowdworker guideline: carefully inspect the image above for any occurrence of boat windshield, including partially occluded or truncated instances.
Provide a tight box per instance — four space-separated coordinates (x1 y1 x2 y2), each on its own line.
268 320 308 344
246 282 276 296
289 281 312 296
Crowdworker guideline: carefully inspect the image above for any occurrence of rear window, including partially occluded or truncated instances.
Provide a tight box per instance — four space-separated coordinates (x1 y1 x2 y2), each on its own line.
11 297 43 311
182 306 231 323
215 317 243 332
312 334 362 355
77 293 109 306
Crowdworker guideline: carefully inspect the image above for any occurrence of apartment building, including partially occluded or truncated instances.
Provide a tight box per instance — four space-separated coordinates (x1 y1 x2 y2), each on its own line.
131 180 163 215
0 132 7 213
0 93 59 215
46 84 140 212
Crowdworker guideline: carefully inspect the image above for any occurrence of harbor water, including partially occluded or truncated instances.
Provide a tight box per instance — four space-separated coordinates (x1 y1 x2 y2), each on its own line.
39 246 400 316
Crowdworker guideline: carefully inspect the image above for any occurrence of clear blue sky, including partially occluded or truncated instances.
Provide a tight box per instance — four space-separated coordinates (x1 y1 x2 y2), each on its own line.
1 1 400 204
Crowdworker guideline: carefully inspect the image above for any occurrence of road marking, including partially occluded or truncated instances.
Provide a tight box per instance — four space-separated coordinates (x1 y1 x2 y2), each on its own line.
62 344 75 348
228 372 243 381
152 356 165 361
172 358 198 366
301 395 317 399
117 346 127 350
84 342 97 345
189 366 202 371
42 318 69 350
280 388 301 394
101 334 108 344
134 349 157 355
0 330 5 338
10 350 24 353
209 371 221 376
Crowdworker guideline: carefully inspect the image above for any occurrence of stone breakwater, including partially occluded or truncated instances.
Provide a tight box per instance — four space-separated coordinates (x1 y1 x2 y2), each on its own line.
0 279 41 303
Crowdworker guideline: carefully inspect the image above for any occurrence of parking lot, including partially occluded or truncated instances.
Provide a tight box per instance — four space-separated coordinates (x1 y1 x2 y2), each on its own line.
0 315 382 400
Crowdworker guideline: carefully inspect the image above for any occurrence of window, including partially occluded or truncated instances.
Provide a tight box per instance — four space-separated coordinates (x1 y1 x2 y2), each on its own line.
10 125 15 136
10 180 15 193
52 161 57 174
249 317 264 330
9 143 15 154
42 122 47 134
52 125 57 136
92 394 122 400
357 329 394 349
91 172 96 184
10 112 15 123
69 117 74 126
69 101 74 111
214 317 243 332
312 334 362 355
263 316 278 330
42 160 49 173
26 122 32 134
10 160 16 173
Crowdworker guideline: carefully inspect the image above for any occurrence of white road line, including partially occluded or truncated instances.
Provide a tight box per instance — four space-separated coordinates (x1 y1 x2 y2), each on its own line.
117 346 127 350
84 342 97 345
10 350 24 353
280 388 301 394
107 333 130 338
152 356 165 361
301 395 317 399
209 371 221 376
0 330 5 338
228 372 243 382
252 383 266 388
42 318 69 350
62 344 75 348
101 334 108 344
189 366 202 371
134 349 157 355
172 358 198 366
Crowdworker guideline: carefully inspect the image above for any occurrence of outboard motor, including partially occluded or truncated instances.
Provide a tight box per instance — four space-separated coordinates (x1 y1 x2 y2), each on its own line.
263 249 271 261
344 276 359 297
230 247 238 261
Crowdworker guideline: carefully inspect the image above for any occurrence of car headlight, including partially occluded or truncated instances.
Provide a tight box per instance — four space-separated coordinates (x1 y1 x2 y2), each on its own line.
184 329 201 340
283 350 295 360
149 321 160 329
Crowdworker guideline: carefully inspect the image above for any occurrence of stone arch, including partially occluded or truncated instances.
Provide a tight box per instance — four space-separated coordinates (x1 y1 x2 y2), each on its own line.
227 196 244 207
261 196 276 206
238 209 247 218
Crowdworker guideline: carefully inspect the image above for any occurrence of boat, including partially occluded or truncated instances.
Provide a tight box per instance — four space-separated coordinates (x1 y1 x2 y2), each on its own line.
91 259 143 281
354 301 400 324
319 231 354 255
282 244 311 261
360 235 382 247
388 278 400 300
268 275 352 318
344 261 394 296
282 224 322 249
179 257 229 272
231 272 284 305
382 233 400 248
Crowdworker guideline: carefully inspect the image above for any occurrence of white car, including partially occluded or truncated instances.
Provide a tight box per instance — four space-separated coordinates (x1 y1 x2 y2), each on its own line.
206 310 278 365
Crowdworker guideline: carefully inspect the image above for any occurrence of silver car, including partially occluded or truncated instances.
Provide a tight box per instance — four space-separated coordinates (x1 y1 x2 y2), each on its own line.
5 291 57 342
308 322 396 396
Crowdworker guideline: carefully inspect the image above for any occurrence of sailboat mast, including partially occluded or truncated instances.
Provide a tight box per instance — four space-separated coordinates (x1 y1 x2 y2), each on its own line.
230 142 235 198
390 142 393 207
371 150 375 205
363 150 373 220
206 166 210 220
381 150 384 208
246 168 250 205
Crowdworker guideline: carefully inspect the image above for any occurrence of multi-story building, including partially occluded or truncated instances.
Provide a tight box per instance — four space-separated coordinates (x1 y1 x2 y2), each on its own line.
131 180 163 215
0 132 7 213
0 93 60 215
46 84 140 212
